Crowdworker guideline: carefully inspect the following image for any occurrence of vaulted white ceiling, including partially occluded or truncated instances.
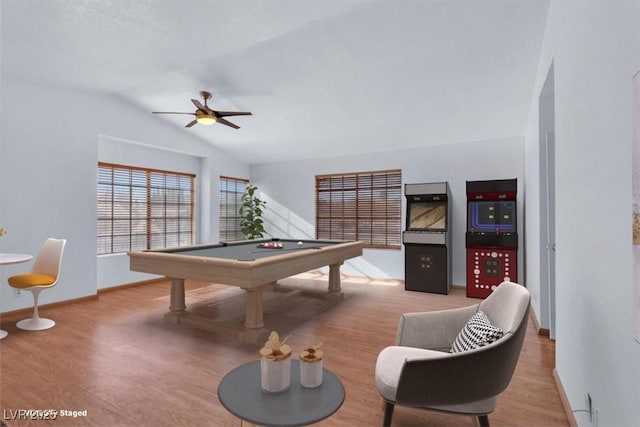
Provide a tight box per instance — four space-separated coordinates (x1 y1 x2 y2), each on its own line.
2 0 549 164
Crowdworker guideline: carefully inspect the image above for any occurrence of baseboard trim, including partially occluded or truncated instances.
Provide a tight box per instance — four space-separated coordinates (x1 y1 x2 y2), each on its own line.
0 294 98 318
98 278 165 294
1 279 165 317
553 368 578 427
530 306 551 336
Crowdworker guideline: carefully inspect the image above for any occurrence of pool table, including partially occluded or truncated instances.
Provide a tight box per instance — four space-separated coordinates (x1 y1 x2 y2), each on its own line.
128 238 363 343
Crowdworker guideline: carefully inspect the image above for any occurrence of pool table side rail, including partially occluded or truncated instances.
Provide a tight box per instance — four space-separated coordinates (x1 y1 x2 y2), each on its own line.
128 240 363 289
147 238 348 254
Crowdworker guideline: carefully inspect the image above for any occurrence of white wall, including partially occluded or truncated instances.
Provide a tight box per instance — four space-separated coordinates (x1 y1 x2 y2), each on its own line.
1 83 100 311
0 80 250 311
524 2 640 425
252 136 524 284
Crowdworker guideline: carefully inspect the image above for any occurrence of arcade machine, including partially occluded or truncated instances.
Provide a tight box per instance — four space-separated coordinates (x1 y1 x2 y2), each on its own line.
465 178 518 298
403 182 452 294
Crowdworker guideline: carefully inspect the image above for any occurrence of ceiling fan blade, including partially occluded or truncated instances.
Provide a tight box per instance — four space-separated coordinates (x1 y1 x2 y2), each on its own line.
191 99 210 112
215 111 253 118
185 119 198 128
152 111 196 115
216 117 241 129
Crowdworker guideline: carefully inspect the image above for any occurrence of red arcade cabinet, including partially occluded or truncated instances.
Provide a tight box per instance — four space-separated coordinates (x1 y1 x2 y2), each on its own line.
465 179 518 299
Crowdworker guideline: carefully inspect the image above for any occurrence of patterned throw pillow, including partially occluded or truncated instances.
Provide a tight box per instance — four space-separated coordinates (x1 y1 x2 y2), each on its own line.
450 311 504 353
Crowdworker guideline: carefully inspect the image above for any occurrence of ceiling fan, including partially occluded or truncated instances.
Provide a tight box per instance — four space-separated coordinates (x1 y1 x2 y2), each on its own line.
152 91 252 129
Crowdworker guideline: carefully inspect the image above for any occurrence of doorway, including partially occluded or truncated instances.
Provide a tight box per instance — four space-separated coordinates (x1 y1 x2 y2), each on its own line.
539 63 556 339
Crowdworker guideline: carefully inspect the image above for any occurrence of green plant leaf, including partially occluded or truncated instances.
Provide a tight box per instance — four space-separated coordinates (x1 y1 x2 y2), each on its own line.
238 184 267 239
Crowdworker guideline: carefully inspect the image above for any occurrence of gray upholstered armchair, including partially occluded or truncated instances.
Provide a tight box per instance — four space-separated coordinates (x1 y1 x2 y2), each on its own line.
374 281 530 427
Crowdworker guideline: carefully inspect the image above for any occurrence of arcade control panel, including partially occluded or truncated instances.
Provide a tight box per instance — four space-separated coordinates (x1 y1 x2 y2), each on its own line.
466 248 517 298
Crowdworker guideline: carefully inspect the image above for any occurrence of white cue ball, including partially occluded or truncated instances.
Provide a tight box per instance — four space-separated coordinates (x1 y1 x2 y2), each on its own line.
297 241 303 246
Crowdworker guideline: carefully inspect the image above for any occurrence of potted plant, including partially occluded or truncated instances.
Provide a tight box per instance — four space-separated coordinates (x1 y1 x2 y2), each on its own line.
239 184 267 239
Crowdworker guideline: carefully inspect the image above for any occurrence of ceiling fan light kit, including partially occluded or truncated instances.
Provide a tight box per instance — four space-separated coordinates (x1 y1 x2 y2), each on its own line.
152 90 252 129
196 110 217 126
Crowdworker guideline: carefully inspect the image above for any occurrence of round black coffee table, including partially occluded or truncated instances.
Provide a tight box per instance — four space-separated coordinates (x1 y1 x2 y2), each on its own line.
218 360 345 426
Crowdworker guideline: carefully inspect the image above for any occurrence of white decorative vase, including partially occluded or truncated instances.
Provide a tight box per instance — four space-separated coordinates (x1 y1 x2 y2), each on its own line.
299 347 324 388
300 358 323 388
260 357 291 393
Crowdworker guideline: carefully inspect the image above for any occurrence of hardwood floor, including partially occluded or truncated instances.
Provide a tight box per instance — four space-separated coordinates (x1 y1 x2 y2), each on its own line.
0 274 568 427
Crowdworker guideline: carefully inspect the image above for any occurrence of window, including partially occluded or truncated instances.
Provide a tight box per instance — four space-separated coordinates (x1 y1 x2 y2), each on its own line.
97 162 195 255
316 169 402 249
219 176 249 241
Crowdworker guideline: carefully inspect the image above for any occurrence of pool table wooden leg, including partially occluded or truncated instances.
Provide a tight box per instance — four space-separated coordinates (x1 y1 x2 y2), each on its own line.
239 287 270 344
165 277 187 324
327 263 344 299
244 287 264 330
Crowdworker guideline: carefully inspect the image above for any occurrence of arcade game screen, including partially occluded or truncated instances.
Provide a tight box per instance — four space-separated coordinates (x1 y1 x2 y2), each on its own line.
408 201 447 231
467 201 515 232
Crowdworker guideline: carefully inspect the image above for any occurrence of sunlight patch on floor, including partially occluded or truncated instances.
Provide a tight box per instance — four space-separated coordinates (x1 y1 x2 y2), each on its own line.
283 271 403 287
